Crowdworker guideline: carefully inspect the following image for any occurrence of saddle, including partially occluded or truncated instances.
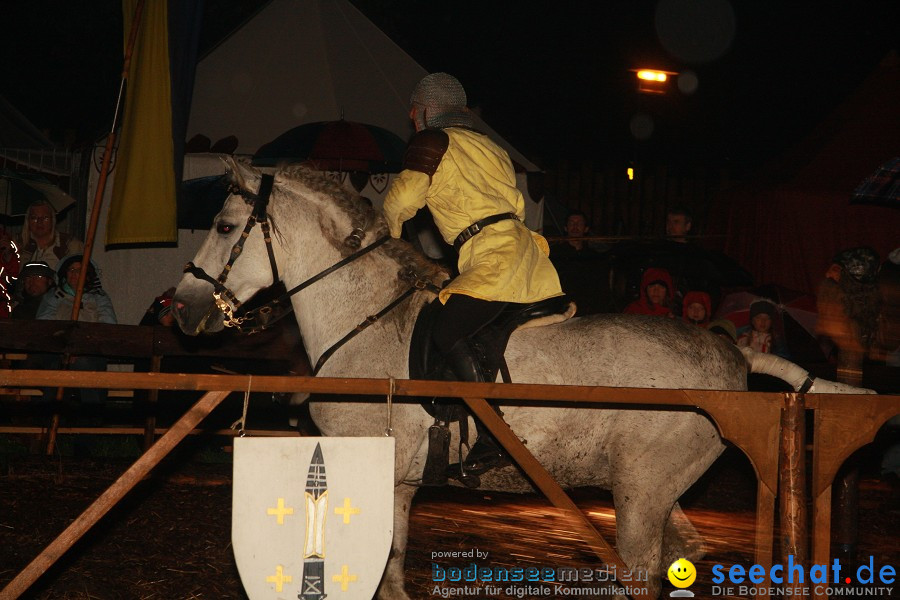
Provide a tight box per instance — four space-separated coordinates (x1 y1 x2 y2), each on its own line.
409 295 575 485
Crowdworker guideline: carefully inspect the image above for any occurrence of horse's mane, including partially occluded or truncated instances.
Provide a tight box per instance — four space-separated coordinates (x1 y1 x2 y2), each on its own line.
256 164 448 288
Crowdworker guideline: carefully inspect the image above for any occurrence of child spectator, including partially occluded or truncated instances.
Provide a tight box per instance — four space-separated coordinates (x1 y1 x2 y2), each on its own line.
707 318 737 344
139 287 177 327
34 255 117 413
37 255 116 324
737 299 778 353
682 290 712 326
624 267 675 317
10 261 56 320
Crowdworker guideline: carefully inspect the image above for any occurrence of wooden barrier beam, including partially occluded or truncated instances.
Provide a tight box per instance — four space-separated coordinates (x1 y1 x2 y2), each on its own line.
0 426 297 436
463 396 645 599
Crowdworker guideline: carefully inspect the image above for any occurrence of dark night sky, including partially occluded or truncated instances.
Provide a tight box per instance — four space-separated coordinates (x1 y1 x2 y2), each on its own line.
1 0 897 169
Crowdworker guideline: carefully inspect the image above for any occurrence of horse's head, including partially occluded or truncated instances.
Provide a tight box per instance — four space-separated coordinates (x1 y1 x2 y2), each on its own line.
173 158 278 335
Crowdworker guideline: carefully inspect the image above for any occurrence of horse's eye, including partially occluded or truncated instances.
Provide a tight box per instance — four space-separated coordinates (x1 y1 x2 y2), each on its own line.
217 223 235 235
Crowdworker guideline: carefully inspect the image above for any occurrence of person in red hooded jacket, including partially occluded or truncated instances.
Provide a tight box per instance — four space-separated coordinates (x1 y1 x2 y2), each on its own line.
682 290 712 326
624 267 675 317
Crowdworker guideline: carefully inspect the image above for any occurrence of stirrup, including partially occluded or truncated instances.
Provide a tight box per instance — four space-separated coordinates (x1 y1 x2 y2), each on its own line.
462 442 511 474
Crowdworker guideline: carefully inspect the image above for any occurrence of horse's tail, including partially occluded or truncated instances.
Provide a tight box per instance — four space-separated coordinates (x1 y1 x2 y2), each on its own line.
740 347 877 394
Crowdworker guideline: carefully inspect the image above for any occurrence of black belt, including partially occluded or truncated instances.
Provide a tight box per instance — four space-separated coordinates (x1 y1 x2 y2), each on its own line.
453 212 519 251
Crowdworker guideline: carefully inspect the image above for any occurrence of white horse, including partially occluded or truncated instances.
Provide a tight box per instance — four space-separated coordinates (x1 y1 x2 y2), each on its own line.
172 162 849 598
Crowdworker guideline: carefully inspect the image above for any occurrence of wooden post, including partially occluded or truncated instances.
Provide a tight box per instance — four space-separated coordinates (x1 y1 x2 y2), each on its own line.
44 0 146 458
142 354 162 451
834 355 863 568
779 392 808 600
0 390 230 599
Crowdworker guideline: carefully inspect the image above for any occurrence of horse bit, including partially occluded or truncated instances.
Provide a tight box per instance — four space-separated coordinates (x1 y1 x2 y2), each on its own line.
182 173 439 374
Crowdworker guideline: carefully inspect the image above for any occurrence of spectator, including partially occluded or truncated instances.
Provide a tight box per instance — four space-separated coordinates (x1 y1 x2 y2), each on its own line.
10 261 56 320
665 206 692 243
8 200 83 270
682 290 712 326
707 318 737 344
816 246 883 386
737 299 778 354
0 225 21 317
551 210 605 257
35 255 117 411
139 287 176 327
624 267 675 317
37 255 116 324
550 210 612 316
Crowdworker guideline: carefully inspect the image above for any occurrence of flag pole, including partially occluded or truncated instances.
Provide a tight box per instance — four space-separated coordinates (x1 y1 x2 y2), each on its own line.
45 0 147 455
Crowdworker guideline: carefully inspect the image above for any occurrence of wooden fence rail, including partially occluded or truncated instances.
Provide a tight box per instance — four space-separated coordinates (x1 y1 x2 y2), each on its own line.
2 368 897 600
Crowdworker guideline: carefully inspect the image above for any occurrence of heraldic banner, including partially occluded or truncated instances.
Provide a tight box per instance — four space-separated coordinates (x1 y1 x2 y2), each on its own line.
233 437 395 599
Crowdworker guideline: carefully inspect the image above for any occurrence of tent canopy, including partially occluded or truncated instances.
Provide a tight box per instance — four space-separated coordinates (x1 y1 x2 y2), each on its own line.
186 0 539 172
0 93 54 150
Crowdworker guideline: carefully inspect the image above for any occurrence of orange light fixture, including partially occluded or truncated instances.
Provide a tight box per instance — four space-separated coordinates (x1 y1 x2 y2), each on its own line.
632 68 678 94
637 70 668 82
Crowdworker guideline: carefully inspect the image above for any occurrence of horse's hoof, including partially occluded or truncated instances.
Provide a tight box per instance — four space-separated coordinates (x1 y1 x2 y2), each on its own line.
459 473 481 488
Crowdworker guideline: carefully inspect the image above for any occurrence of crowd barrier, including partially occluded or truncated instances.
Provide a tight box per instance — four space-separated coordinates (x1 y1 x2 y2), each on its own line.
1 366 897 600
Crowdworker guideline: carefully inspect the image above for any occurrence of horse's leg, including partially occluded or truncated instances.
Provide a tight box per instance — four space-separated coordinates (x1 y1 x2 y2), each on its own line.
377 482 420 600
377 420 430 600
661 501 707 565
610 414 723 599
612 487 671 599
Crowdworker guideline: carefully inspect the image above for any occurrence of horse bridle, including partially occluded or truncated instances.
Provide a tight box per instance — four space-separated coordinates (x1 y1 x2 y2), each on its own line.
183 174 284 328
182 172 439 373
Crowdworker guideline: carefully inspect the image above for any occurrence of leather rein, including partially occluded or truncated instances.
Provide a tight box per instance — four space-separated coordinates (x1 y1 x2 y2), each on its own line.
182 173 439 374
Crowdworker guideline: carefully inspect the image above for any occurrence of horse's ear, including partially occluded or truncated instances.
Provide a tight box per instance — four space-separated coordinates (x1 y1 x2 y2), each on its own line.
220 155 258 191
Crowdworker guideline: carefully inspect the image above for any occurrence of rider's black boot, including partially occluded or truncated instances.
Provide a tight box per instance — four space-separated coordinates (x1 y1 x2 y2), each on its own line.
444 341 510 475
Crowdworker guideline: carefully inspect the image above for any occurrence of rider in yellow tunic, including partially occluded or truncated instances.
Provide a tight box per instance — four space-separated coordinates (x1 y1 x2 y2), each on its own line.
383 72 563 472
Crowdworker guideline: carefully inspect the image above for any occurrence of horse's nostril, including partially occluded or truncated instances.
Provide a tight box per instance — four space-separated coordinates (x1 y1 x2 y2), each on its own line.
175 301 186 311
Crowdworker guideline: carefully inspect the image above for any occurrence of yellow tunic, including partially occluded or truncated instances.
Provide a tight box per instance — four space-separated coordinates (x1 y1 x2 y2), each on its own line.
383 127 562 304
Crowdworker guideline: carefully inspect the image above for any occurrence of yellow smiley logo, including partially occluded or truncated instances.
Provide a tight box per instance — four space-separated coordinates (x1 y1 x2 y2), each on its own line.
667 558 697 588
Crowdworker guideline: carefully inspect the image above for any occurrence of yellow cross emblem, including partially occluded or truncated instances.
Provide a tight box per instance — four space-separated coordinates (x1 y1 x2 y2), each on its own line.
335 497 360 524
332 564 358 591
266 497 294 525
266 564 292 592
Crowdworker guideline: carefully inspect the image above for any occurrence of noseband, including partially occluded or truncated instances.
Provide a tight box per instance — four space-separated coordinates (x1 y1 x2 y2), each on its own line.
182 172 439 372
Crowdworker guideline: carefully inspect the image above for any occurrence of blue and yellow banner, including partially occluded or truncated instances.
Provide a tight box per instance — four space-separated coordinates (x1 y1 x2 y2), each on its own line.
107 0 202 245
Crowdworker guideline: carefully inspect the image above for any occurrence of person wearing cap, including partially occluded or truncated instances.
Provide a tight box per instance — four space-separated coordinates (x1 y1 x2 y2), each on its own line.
737 299 778 354
10 261 56 320
382 72 563 473
623 267 675 317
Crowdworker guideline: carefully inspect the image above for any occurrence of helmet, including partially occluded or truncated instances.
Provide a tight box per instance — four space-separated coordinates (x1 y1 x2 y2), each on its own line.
409 73 474 130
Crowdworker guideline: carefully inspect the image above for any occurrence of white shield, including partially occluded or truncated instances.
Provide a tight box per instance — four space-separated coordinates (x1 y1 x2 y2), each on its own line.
232 437 395 599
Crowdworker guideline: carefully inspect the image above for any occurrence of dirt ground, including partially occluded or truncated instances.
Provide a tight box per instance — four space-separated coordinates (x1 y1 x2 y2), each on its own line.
0 435 897 600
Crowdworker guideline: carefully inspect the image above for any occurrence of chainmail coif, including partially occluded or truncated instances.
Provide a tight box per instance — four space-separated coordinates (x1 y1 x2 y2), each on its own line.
409 72 475 130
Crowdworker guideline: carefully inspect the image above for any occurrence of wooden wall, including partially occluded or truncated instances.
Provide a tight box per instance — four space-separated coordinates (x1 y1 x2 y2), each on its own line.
543 160 738 239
